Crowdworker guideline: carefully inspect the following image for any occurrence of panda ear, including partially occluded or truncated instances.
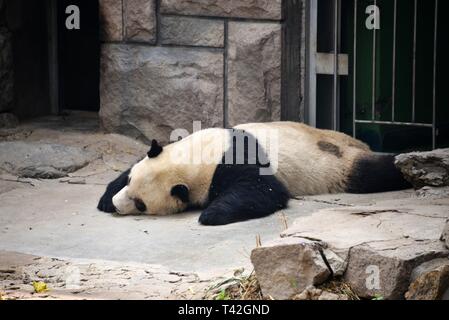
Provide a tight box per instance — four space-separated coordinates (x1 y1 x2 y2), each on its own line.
171 184 189 203
147 140 163 158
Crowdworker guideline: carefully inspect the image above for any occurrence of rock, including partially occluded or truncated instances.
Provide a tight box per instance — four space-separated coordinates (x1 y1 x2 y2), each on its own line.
160 0 282 20
344 239 448 300
281 201 449 299
441 221 449 250
323 248 347 277
395 149 449 189
160 16 224 47
282 204 449 252
250 237 331 300
227 22 281 127
99 0 123 41
0 113 18 128
0 142 96 179
124 0 156 43
60 178 87 185
99 44 223 145
416 186 449 199
405 258 449 300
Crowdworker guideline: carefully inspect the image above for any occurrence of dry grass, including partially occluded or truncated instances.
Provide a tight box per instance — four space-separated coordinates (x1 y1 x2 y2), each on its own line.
204 270 265 300
319 280 360 300
205 272 360 300
277 212 289 232
225 271 265 300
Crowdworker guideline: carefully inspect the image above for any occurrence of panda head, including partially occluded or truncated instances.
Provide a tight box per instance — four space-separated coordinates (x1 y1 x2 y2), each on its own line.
112 140 190 215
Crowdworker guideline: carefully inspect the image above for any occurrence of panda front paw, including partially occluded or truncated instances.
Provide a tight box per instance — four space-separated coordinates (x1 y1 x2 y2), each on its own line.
198 210 229 226
97 193 116 213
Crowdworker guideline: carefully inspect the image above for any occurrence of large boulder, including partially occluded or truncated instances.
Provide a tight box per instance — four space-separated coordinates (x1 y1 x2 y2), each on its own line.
395 149 449 189
0 142 97 179
250 237 331 300
99 44 223 145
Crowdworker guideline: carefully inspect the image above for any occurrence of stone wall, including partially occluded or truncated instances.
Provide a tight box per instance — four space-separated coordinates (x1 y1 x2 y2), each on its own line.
0 0 14 113
99 0 304 144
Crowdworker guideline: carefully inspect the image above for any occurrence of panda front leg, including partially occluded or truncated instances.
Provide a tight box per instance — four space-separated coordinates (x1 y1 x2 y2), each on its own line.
97 168 131 213
198 173 290 226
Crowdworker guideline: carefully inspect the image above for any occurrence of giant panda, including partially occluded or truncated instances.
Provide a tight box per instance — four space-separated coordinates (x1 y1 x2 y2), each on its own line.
97 122 410 225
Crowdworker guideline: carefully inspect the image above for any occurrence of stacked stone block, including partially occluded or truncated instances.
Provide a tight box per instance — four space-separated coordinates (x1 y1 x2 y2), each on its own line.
99 0 283 143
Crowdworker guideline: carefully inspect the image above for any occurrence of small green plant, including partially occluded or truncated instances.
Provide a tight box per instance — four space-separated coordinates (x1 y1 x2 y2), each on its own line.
372 294 384 300
215 289 231 301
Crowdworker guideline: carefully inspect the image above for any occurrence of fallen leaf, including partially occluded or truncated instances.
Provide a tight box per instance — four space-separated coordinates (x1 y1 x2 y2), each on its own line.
32 281 49 293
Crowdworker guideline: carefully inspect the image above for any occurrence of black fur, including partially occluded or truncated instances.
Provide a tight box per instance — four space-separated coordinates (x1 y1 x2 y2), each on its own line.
97 168 131 213
171 184 190 203
199 130 290 226
346 154 411 194
147 140 163 158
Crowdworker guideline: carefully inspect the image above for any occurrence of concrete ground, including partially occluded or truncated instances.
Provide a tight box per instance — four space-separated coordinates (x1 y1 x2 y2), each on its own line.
0 112 443 299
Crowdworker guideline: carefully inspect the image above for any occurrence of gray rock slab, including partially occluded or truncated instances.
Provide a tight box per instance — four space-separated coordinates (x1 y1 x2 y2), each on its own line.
0 142 97 179
124 0 156 43
395 149 449 189
227 22 281 126
160 16 224 47
160 0 282 20
281 198 449 299
99 0 123 41
99 44 223 144
282 199 449 252
0 180 341 275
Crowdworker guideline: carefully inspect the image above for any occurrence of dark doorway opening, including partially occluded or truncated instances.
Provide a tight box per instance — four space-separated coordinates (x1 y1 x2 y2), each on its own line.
57 0 100 112
6 1 51 118
4 0 100 119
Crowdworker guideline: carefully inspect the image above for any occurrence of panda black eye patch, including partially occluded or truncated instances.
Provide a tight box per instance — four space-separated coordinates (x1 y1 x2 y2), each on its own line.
134 198 146 212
